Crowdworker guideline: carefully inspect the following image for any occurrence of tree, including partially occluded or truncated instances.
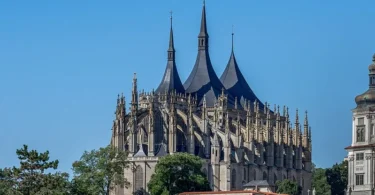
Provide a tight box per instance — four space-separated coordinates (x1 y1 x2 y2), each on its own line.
0 145 70 195
312 168 331 195
275 179 302 195
326 160 348 195
71 145 130 195
0 168 22 195
147 153 211 195
133 188 149 195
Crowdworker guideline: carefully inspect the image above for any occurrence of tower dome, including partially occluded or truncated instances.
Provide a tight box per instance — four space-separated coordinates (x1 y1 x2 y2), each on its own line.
355 53 375 107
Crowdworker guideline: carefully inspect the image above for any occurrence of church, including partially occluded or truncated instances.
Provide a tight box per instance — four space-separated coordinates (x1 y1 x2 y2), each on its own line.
110 3 312 195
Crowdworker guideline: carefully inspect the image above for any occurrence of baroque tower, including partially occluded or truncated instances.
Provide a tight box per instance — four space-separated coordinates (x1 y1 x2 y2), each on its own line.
345 54 375 195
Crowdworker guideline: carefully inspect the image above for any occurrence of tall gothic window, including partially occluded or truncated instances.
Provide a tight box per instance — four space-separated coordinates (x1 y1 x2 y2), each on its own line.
274 173 277 183
135 165 143 191
231 169 236 189
263 171 268 180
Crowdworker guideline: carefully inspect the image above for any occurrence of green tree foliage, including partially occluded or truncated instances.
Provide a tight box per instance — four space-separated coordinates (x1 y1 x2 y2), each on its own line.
133 188 149 195
326 160 348 195
71 145 130 195
0 145 70 195
312 168 331 195
147 153 210 195
275 179 302 195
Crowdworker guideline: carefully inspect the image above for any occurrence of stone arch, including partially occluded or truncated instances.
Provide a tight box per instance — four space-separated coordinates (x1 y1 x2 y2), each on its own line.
135 165 143 191
231 169 237 189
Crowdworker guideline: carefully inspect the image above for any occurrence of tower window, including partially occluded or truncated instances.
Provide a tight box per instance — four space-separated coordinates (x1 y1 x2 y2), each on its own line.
358 118 364 125
355 174 364 185
356 127 365 142
356 118 365 142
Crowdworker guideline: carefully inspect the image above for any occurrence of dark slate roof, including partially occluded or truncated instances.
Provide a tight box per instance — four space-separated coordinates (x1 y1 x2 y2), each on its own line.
220 48 264 110
155 17 185 94
243 180 273 187
133 144 147 157
155 143 168 157
183 4 235 107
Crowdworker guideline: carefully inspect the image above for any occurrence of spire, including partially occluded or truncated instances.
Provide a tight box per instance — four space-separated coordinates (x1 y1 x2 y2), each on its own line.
184 2 235 108
168 11 175 57
199 0 208 41
220 28 263 110
304 111 309 136
155 12 185 95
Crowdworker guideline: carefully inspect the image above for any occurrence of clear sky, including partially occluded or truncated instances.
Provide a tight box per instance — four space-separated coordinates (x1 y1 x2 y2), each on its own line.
0 0 374 175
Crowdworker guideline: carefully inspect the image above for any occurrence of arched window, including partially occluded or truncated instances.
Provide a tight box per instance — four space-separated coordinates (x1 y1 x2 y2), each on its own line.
231 169 237 189
293 176 296 182
357 127 365 142
135 165 143 191
274 173 277 183
263 171 268 180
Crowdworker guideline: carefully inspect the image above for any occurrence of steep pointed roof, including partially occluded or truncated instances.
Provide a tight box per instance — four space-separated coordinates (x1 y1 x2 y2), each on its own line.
155 13 185 94
183 3 235 107
220 33 264 110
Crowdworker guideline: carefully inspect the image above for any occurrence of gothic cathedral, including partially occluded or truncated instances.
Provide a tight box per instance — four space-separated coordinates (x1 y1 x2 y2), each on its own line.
110 3 312 195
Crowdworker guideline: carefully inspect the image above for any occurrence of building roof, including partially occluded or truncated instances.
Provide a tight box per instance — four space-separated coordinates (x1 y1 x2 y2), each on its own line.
155 143 168 157
155 14 185 94
133 144 147 157
179 190 288 195
220 35 264 110
243 180 274 187
183 3 235 107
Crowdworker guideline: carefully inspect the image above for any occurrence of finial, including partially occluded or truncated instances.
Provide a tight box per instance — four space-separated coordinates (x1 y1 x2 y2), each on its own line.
295 108 299 123
372 53 375 63
170 10 173 27
203 0 206 6
304 110 308 125
221 88 225 96
231 25 234 52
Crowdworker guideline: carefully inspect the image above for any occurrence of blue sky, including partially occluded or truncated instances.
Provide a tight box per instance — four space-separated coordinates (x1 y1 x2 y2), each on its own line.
0 0 374 174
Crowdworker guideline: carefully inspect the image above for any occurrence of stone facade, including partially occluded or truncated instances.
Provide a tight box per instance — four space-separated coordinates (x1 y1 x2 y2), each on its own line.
110 3 312 195
345 54 375 195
